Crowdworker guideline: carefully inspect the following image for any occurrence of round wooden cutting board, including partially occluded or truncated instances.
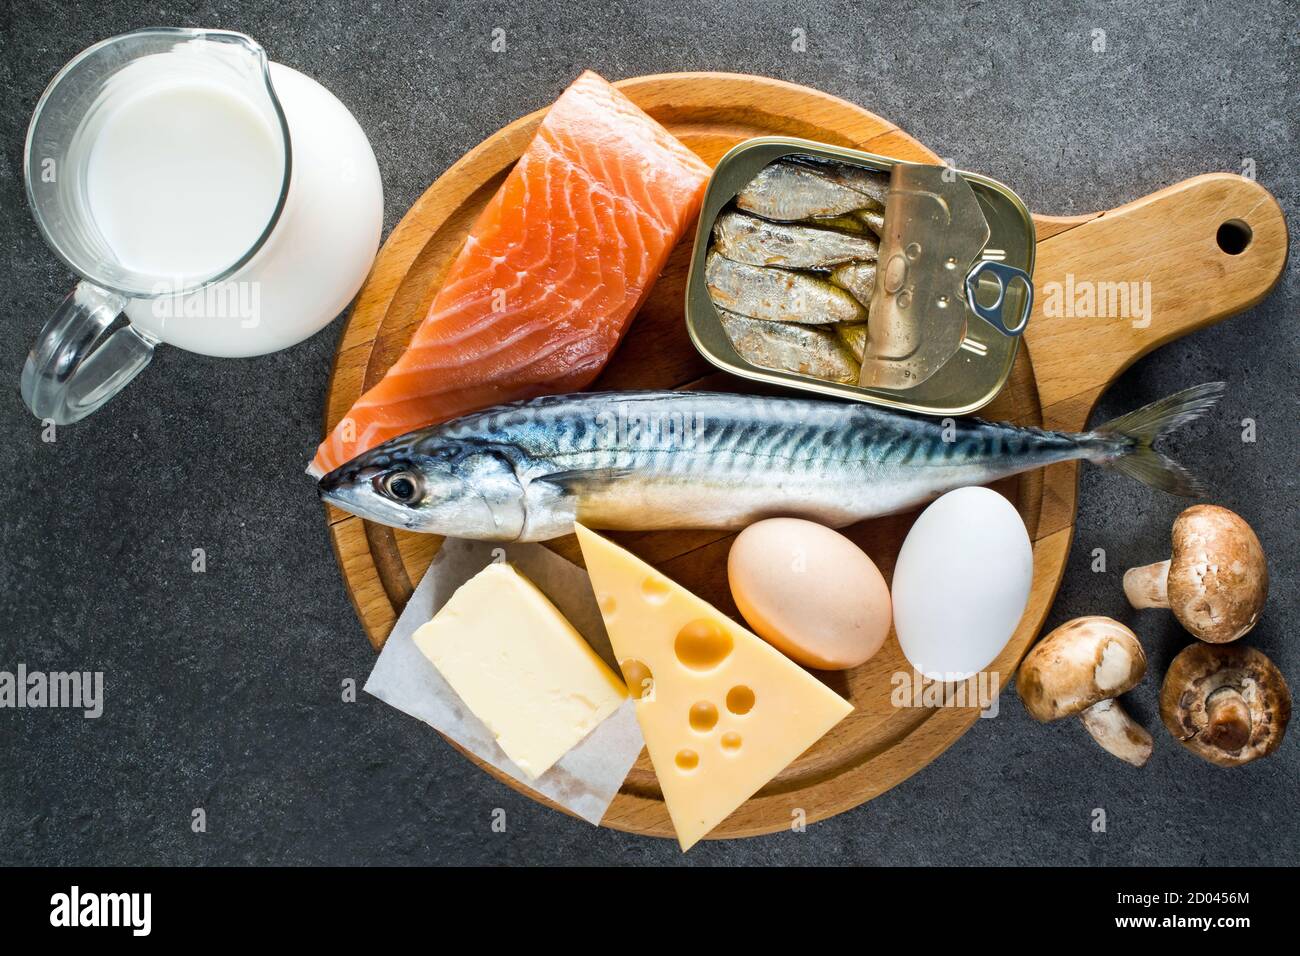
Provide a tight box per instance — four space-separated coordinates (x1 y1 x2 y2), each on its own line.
322 73 1287 841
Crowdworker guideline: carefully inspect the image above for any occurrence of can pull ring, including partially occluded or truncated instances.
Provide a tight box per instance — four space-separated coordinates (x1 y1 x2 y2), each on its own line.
965 260 1033 336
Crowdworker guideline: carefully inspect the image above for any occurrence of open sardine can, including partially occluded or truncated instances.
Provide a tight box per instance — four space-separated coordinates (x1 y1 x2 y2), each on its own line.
685 137 1036 416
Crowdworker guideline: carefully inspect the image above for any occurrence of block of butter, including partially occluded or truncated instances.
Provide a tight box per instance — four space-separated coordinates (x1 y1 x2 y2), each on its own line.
412 561 627 780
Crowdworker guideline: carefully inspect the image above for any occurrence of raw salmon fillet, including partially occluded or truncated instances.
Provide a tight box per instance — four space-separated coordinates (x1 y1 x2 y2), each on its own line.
311 70 711 477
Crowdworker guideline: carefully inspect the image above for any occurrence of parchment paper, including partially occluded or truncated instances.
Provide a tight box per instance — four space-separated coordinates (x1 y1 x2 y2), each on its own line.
364 538 644 825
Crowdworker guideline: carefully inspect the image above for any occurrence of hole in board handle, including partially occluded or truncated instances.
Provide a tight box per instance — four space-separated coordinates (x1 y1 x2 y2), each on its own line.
1216 219 1252 256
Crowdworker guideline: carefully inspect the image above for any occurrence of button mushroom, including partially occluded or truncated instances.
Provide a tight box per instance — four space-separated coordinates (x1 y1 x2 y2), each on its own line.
1017 616 1153 766
1159 643 1291 767
1124 505 1268 643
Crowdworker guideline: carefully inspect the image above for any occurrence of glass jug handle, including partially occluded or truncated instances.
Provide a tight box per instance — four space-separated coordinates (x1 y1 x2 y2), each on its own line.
20 281 158 424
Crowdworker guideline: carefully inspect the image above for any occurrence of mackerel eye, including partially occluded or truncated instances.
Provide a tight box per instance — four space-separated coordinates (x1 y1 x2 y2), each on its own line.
380 470 422 504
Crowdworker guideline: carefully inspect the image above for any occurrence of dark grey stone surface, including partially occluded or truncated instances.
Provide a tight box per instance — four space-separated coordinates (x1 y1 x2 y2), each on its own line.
0 0 1295 866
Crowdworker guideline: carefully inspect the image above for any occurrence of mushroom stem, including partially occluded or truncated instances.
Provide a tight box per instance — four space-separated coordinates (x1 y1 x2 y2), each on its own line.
1124 559 1171 609
1203 686 1251 752
1079 699 1153 767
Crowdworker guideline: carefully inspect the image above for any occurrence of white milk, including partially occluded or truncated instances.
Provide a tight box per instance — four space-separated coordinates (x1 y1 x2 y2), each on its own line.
86 78 282 280
90 57 383 358
124 62 383 357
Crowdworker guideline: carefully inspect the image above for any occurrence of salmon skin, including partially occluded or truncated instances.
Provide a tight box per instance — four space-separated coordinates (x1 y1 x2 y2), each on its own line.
309 71 710 477
318 383 1224 541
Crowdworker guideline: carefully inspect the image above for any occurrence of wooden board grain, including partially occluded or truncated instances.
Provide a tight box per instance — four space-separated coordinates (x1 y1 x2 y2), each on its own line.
322 73 1288 841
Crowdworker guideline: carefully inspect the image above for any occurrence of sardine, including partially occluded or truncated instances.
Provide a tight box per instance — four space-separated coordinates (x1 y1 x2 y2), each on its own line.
736 159 879 221
831 261 877 307
713 210 878 269
835 322 869 362
800 213 875 235
318 383 1224 541
719 311 859 384
706 251 866 324
857 210 886 236
786 155 889 206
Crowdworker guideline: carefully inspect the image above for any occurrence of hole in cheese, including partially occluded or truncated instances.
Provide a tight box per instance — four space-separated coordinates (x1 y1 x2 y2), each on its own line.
689 701 719 732
621 659 654 700
642 576 672 604
726 685 756 715
675 619 734 671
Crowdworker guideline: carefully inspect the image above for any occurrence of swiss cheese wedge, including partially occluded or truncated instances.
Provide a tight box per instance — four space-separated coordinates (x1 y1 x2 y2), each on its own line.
575 524 853 850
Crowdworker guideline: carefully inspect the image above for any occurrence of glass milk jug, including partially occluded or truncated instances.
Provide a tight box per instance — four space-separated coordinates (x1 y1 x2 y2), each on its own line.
21 28 383 423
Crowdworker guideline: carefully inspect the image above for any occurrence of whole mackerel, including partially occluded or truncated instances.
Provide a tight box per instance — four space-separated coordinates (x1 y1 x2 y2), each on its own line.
318 384 1224 541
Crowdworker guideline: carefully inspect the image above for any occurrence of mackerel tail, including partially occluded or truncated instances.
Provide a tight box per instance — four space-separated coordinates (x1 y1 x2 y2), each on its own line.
317 383 1226 541
1074 381 1225 496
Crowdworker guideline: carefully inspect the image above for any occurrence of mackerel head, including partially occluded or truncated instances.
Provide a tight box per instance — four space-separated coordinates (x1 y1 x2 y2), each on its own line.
317 427 534 539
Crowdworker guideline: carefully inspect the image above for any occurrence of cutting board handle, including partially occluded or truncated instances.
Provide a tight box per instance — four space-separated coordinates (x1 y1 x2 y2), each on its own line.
1025 173 1288 429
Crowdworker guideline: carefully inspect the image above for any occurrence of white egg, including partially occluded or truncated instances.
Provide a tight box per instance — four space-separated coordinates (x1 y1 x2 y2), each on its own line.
891 486 1033 681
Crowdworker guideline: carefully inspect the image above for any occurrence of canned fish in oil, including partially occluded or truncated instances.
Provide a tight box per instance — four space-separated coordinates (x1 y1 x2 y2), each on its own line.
685 136 1036 417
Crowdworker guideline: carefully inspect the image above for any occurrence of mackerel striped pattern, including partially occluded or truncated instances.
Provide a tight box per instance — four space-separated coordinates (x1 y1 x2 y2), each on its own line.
401 389 1092 537
425 390 1083 475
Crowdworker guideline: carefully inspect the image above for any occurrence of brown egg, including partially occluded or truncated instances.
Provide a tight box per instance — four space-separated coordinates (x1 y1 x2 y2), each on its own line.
727 518 891 670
